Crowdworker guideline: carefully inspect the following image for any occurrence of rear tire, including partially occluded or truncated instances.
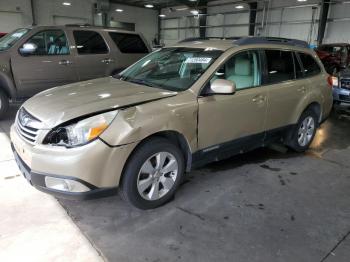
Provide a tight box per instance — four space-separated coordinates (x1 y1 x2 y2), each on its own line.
287 109 318 152
119 137 185 209
0 89 9 120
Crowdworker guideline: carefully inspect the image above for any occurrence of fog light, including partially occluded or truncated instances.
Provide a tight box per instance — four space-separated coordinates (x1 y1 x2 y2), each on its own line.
45 176 90 192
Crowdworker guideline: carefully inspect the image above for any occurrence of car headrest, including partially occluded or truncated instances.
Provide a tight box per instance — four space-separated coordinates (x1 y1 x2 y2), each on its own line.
234 57 251 76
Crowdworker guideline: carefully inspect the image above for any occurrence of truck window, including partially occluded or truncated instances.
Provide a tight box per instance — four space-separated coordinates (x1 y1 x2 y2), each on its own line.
108 32 148 53
73 30 108 55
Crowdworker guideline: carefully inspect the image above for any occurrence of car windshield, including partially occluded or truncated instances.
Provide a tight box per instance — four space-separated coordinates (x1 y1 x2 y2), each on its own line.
117 47 223 91
0 28 30 51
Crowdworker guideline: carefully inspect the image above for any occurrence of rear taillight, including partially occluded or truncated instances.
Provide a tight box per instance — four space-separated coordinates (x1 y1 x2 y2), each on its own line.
327 75 338 88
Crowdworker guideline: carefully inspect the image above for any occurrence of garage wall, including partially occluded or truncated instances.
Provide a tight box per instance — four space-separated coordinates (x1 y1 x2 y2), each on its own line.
107 3 158 46
0 0 33 32
0 0 158 47
256 0 320 44
324 2 350 43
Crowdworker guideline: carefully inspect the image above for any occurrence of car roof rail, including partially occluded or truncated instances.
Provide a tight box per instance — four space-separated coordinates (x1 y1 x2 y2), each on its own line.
233 36 309 48
178 36 241 43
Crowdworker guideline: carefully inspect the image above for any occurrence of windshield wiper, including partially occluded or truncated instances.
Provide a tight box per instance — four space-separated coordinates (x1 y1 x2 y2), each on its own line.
126 78 157 88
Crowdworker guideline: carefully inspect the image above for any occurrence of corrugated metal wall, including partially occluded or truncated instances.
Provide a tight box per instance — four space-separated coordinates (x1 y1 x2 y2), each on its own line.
160 0 350 46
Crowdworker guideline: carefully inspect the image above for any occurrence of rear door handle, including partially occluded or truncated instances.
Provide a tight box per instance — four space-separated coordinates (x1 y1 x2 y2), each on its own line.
101 58 115 64
59 60 73 66
297 86 306 93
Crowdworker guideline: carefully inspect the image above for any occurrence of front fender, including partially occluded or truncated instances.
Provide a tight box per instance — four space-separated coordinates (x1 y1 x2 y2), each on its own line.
100 92 198 153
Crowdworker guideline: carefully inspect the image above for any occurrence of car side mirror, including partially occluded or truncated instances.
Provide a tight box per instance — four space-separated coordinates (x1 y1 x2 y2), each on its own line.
19 43 37 55
210 79 236 95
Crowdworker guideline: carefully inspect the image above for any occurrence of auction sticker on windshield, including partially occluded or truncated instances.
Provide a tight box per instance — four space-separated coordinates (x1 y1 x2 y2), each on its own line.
185 57 212 64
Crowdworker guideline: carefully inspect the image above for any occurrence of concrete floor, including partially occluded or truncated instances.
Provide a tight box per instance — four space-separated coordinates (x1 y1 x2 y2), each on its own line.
0 105 103 262
1 104 350 262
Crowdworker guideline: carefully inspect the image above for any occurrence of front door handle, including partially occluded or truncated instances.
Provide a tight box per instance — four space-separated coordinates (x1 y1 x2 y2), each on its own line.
59 60 73 66
101 58 115 64
252 95 266 103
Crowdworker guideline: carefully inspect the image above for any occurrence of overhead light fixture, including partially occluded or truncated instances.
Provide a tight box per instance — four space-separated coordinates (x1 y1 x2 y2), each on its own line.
115 9 123 12
145 4 154 8
235 5 244 9
190 10 199 15
62 2 71 6
159 14 166 18
189 0 197 2
297 0 307 2
97 13 102 16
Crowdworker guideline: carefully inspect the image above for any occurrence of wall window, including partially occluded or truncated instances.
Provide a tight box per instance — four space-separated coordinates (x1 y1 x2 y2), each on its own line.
265 50 295 84
73 31 108 55
211 50 261 90
108 32 148 53
298 53 321 77
23 30 69 56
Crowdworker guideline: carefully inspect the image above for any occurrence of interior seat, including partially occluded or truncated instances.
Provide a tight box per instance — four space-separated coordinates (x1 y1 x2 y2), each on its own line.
226 56 254 89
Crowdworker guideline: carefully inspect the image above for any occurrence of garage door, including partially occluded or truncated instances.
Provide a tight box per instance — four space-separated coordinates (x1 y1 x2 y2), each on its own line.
0 12 23 33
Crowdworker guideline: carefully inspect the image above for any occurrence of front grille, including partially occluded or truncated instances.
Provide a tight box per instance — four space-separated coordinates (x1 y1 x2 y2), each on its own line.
340 79 350 90
339 94 350 102
15 108 41 145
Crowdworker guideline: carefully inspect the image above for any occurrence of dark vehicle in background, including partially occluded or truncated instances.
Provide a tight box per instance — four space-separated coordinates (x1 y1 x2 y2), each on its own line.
315 43 350 74
0 25 150 118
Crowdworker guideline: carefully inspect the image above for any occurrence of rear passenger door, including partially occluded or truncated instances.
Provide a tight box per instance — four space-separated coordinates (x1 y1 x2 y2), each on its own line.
108 32 149 73
263 49 306 131
72 30 113 81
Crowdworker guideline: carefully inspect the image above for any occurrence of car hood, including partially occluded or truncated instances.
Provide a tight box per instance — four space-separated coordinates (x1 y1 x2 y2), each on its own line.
23 77 177 128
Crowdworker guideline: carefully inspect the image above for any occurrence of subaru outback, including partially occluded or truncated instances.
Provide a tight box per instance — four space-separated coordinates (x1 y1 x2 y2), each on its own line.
11 37 333 209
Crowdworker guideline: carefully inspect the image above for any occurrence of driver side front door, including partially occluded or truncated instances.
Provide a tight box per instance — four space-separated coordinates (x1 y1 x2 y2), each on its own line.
196 50 268 163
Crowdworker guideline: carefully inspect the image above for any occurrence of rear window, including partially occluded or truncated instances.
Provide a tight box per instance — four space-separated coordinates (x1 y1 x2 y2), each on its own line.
265 50 295 84
73 30 108 55
108 32 148 53
298 53 321 77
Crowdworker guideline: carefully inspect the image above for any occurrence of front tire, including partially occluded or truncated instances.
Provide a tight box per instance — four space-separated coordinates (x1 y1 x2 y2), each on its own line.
119 137 185 209
288 109 318 152
0 89 9 120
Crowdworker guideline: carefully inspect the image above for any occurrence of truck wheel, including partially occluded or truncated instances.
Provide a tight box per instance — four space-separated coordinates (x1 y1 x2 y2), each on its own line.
119 137 185 209
287 109 318 152
0 90 9 119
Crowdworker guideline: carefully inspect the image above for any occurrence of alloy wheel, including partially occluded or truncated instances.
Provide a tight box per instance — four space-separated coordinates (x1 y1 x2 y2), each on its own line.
137 152 178 201
297 116 315 147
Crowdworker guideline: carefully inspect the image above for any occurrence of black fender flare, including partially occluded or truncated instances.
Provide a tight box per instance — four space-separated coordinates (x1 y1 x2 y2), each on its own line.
0 72 16 99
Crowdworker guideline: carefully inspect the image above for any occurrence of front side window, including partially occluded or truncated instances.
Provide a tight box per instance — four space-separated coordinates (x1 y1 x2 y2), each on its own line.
210 50 262 90
265 50 295 84
0 28 30 52
21 30 69 56
109 32 148 53
298 53 321 77
118 48 223 91
73 30 108 55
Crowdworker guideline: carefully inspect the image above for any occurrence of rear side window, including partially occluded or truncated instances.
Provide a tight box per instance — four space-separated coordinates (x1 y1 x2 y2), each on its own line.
73 30 108 55
298 53 321 77
265 50 295 84
108 32 148 53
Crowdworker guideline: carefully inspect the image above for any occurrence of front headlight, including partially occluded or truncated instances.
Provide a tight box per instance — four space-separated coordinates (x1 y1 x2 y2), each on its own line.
45 111 118 147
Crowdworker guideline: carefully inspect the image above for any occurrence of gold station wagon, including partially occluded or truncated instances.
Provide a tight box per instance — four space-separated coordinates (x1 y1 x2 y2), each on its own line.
11 37 333 209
